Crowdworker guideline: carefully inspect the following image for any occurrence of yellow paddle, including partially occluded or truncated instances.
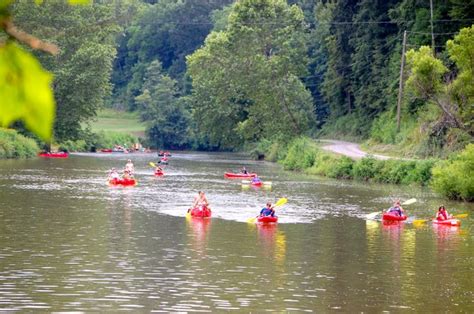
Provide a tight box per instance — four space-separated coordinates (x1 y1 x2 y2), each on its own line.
413 213 468 225
149 162 157 168
247 198 287 224
366 198 417 219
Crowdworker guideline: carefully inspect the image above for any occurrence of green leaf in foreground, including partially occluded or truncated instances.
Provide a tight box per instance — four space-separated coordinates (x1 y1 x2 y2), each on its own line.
0 42 54 141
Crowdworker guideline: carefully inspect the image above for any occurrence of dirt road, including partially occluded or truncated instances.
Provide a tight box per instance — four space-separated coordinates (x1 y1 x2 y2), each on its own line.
319 139 392 160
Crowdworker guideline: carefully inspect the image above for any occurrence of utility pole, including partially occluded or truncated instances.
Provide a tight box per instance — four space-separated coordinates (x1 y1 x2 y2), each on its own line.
430 0 435 55
396 30 407 132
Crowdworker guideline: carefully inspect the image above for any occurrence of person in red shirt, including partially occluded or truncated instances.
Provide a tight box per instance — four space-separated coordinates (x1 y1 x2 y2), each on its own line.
436 205 451 221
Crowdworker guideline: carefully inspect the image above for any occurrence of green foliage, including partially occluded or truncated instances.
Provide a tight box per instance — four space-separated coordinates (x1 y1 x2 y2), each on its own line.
320 113 370 141
58 139 87 152
0 0 92 142
447 25 474 132
352 157 378 181
135 60 191 149
112 0 233 109
431 144 474 201
0 128 39 159
268 136 437 186
308 154 355 179
187 0 315 149
13 0 119 141
90 131 138 150
405 46 448 99
281 138 317 171
0 42 54 141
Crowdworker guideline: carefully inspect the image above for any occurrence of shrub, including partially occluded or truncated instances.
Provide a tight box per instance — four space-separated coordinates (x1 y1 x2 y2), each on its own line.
352 157 378 181
0 128 39 159
91 131 138 150
58 139 87 152
281 137 317 170
431 144 474 201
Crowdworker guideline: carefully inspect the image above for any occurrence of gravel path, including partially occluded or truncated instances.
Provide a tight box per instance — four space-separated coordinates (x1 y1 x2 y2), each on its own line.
319 139 392 160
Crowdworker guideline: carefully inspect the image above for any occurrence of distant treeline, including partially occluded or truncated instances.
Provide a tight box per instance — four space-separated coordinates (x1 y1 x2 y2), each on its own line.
10 0 473 155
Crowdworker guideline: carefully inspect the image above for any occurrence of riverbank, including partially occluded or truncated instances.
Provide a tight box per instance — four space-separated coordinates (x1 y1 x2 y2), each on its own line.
256 137 473 201
0 128 39 159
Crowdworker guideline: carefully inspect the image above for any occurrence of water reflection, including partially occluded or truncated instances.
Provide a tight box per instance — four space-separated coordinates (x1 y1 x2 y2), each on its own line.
256 224 286 266
186 216 211 256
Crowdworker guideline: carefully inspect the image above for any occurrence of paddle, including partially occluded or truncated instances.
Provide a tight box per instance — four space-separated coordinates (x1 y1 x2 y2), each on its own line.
247 198 287 224
366 198 417 219
413 213 468 225
149 162 157 168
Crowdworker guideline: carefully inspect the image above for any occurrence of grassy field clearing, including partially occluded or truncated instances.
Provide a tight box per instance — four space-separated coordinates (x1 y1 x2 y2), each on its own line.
88 109 146 137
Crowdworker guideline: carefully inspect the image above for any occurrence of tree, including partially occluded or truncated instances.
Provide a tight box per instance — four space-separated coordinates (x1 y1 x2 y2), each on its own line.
187 0 315 149
111 0 233 110
447 25 474 132
135 60 190 148
12 0 119 141
405 25 474 139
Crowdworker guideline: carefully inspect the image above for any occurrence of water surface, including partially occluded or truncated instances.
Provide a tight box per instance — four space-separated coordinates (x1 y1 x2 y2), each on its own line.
0 152 472 311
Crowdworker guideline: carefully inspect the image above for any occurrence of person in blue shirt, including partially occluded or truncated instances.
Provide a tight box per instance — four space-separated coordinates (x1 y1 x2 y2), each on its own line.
260 202 275 217
386 200 404 217
251 176 262 184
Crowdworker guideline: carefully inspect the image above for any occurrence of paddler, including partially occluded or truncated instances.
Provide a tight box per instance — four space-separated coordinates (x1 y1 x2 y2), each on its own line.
189 191 210 213
260 202 275 217
386 200 404 217
435 205 452 221
108 168 120 180
125 159 135 175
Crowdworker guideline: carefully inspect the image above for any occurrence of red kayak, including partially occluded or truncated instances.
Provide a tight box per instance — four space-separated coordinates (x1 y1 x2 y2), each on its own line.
38 152 69 158
382 212 407 221
224 172 257 178
189 206 211 218
251 181 263 187
108 178 137 186
100 149 113 153
433 218 461 226
154 171 164 176
257 216 278 223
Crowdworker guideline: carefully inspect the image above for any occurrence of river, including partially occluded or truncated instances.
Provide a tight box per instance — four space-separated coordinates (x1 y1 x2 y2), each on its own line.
0 151 472 312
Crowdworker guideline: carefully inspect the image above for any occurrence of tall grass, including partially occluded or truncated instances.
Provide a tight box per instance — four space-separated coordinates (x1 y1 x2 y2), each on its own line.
0 128 39 158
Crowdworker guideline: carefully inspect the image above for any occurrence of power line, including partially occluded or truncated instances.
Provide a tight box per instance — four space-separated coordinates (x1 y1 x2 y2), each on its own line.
135 19 474 26
407 31 459 35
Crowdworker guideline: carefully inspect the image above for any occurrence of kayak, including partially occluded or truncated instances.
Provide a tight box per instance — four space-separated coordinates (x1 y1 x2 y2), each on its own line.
189 206 211 218
154 171 164 176
432 218 461 226
108 178 137 186
257 216 278 223
382 212 407 221
224 172 257 178
159 158 169 164
38 152 69 158
244 180 271 186
100 149 113 153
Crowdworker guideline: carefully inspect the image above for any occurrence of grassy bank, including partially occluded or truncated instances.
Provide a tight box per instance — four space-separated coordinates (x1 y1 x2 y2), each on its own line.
59 108 145 152
258 137 473 201
58 131 139 152
0 128 39 158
